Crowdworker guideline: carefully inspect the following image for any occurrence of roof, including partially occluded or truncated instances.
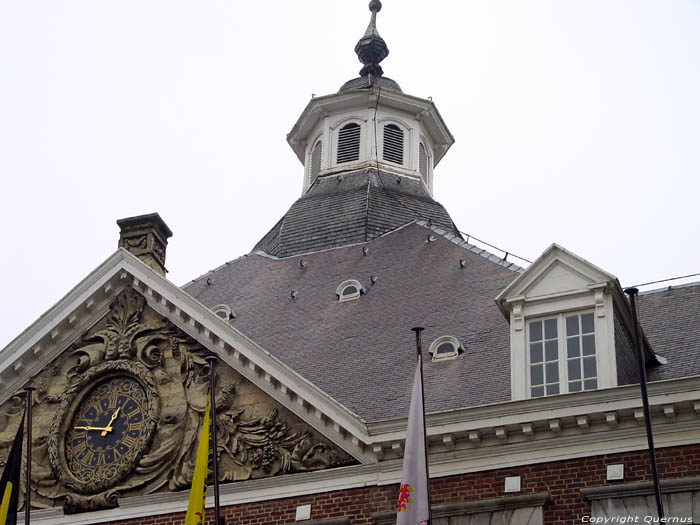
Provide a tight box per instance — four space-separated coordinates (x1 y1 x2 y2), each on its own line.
640 281 700 382
186 222 519 422
253 168 460 258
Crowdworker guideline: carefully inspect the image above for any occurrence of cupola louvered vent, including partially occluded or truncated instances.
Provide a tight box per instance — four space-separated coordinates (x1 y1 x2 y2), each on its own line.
383 124 404 165
419 143 428 183
310 141 322 182
337 123 361 164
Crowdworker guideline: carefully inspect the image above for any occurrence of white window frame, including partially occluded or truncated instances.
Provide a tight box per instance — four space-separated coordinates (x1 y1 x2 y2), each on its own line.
331 118 365 168
307 136 323 186
378 118 412 168
428 335 461 361
336 279 363 302
526 310 599 398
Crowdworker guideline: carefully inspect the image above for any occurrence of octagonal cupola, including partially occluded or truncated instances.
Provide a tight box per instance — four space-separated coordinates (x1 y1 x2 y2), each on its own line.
287 1 454 196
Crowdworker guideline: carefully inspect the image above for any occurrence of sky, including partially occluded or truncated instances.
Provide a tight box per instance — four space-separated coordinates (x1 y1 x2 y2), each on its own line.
1 0 699 349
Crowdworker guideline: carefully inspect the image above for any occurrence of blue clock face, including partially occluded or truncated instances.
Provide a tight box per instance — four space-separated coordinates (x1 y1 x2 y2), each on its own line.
65 376 148 487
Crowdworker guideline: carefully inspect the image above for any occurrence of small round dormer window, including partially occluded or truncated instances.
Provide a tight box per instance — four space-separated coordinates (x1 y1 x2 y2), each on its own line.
336 280 363 302
212 304 233 320
429 336 462 361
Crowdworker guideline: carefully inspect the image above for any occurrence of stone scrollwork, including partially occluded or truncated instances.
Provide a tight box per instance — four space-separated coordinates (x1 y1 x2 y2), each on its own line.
0 288 356 514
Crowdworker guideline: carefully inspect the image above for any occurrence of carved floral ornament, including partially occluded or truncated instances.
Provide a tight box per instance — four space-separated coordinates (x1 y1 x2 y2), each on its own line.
0 289 354 514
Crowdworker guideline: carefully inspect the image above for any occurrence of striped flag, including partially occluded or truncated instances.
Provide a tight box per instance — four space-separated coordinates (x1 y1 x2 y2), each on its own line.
185 397 210 525
0 415 24 525
396 358 429 525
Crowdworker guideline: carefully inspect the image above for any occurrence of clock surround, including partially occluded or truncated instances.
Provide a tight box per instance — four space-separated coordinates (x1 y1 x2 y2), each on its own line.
48 360 160 495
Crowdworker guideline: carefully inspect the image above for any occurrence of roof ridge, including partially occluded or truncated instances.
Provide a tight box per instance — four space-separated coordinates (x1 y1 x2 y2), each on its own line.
639 280 700 295
416 219 524 273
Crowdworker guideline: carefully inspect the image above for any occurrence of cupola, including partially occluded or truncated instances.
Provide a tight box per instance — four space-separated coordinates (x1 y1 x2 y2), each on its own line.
287 1 454 196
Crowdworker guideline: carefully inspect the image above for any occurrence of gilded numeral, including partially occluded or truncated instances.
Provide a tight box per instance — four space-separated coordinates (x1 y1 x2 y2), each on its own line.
122 435 137 449
129 420 143 433
97 454 106 467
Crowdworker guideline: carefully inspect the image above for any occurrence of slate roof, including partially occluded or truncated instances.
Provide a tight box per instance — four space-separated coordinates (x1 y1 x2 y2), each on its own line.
640 282 700 382
253 168 460 258
186 222 518 422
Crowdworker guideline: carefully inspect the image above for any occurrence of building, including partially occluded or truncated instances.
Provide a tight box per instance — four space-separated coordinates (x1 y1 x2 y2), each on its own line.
1 2 700 524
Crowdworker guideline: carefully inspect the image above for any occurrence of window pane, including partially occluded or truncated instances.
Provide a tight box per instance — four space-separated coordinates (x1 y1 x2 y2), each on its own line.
343 286 357 296
568 359 581 380
581 313 595 334
546 384 560 396
544 319 558 339
437 342 455 355
530 343 543 363
546 362 559 383
582 334 596 356
584 379 597 390
531 386 544 398
530 321 542 342
569 381 582 392
545 340 558 361
531 365 543 386
567 338 580 358
583 357 597 378
566 315 579 336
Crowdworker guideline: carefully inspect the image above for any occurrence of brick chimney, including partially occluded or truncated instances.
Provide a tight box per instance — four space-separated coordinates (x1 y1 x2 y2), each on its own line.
117 213 173 276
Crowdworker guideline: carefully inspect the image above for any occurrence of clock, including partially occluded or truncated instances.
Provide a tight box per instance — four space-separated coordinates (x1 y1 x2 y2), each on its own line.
49 360 160 494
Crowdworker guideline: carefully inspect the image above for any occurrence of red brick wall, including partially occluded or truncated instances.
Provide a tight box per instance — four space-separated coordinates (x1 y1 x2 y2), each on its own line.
112 444 700 525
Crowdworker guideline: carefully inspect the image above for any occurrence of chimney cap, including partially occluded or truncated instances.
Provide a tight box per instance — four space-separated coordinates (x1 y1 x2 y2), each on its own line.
117 212 173 239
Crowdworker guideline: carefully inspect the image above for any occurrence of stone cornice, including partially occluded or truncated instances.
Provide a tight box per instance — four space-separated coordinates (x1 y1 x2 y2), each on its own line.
581 476 700 500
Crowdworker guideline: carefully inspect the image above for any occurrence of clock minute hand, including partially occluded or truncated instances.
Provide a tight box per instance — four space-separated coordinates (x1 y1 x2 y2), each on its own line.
101 406 121 437
74 425 111 431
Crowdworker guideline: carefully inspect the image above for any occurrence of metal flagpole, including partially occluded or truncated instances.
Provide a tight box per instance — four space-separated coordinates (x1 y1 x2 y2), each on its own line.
204 356 222 525
24 386 34 525
624 287 664 518
412 327 431 525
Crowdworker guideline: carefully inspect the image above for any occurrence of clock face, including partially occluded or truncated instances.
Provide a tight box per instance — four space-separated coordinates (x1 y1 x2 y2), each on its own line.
64 376 149 489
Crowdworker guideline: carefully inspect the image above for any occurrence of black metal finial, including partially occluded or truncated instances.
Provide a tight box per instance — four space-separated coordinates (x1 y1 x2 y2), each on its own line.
354 0 389 77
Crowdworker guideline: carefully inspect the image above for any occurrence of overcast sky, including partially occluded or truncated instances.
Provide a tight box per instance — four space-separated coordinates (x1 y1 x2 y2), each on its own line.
1 1 699 348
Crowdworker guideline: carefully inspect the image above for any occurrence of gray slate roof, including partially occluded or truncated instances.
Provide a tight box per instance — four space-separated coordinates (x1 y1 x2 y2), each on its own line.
253 169 460 258
186 222 518 422
640 282 700 382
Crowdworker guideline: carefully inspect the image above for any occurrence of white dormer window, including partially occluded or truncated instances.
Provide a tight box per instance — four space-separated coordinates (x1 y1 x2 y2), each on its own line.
382 123 404 165
496 244 618 401
336 279 363 302
310 140 322 183
527 311 597 397
212 304 233 321
337 123 361 164
429 336 461 361
419 142 428 184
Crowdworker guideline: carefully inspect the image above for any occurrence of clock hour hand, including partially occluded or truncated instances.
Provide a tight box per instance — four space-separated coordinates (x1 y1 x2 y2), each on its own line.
74 425 112 432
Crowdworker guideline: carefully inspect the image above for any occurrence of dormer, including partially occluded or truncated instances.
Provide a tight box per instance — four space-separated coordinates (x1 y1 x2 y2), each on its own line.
286 1 454 196
496 244 651 401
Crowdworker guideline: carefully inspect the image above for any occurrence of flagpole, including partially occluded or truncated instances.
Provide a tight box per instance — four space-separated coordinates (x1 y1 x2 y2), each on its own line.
204 356 221 525
411 327 431 525
24 387 34 525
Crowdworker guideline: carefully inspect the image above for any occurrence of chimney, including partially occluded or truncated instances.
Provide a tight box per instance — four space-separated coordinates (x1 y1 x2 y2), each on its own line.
117 213 173 276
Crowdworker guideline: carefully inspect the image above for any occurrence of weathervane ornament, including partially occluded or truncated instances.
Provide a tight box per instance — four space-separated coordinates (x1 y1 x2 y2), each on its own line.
355 0 389 77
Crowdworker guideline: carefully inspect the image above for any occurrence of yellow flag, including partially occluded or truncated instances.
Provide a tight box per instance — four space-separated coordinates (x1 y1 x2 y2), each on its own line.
185 397 210 525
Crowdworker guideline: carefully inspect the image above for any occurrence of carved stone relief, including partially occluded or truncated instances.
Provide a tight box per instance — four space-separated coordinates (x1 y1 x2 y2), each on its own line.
0 289 355 514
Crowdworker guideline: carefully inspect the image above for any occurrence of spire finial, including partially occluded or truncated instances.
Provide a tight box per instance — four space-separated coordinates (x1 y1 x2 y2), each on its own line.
354 0 389 77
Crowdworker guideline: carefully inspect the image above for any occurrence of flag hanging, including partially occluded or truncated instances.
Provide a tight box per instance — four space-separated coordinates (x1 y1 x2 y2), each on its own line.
396 358 430 525
0 414 24 525
185 397 210 525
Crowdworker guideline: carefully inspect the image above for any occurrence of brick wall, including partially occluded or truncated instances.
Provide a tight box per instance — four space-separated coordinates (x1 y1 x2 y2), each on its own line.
112 444 700 525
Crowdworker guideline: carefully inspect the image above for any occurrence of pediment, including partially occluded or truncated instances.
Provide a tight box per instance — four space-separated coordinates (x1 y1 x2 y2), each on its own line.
0 249 373 514
496 244 618 309
0 287 357 514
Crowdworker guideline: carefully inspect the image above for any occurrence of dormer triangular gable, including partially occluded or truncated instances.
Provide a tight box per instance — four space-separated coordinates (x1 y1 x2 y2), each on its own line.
496 243 619 314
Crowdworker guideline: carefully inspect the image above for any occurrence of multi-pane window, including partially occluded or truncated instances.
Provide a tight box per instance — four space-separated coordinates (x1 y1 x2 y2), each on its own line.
528 312 597 398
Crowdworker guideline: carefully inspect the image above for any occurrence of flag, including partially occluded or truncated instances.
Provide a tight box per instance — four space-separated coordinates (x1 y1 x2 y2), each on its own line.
0 415 24 525
396 358 429 525
185 397 210 525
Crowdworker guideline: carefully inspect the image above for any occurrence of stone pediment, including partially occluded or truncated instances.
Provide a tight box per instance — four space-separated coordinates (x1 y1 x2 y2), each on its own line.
0 287 356 514
0 250 373 516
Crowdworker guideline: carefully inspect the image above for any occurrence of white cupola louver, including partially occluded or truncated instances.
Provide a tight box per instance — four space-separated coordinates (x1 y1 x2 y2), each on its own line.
383 124 404 165
419 142 428 183
337 123 361 164
310 140 322 182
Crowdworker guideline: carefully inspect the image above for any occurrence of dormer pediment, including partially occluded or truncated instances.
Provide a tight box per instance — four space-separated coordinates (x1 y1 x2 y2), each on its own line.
497 243 617 312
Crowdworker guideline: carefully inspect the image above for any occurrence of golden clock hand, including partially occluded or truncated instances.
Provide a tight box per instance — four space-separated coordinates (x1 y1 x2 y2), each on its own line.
74 425 107 431
101 406 121 437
